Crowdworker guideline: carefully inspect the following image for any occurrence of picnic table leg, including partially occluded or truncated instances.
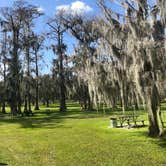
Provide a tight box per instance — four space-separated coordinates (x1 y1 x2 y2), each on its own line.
127 119 130 125
127 119 131 128
134 121 137 126
120 122 123 127
142 120 145 126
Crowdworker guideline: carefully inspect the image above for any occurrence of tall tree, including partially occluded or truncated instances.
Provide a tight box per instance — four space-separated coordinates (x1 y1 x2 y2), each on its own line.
0 19 9 113
1 2 23 115
31 33 45 110
48 12 67 112
62 14 100 111
0 0 42 115
96 0 166 137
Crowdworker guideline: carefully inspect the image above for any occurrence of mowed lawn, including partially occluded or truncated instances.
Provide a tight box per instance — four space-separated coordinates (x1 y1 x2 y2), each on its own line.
0 103 166 166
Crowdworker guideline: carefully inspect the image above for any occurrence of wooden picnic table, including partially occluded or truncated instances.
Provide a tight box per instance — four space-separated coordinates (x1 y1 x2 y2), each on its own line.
110 114 145 128
117 115 139 127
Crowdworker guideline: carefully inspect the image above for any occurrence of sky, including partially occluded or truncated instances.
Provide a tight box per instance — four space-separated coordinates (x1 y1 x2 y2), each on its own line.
0 0 100 74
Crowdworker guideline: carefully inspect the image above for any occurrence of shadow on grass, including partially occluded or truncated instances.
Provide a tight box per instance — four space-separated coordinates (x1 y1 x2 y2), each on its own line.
0 112 66 129
0 163 8 166
0 108 106 129
0 102 148 130
131 128 166 150
148 136 166 150
42 102 81 109
161 107 166 111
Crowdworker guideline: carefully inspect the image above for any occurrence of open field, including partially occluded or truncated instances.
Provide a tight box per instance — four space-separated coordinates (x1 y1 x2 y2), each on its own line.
0 102 166 166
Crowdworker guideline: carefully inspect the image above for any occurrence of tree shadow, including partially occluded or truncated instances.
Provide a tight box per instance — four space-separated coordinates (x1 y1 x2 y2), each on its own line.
0 113 65 129
0 108 104 129
0 163 8 166
131 129 166 150
44 102 81 109
161 107 166 111
0 103 149 130
157 138 166 148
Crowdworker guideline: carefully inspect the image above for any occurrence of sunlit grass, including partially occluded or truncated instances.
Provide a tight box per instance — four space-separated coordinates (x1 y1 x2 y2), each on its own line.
0 102 166 166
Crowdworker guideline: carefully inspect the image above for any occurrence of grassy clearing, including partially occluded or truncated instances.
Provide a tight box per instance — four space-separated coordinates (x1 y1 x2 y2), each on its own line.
0 102 166 166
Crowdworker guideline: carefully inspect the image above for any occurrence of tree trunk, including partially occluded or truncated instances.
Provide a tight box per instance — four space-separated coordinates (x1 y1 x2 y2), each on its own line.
46 100 49 107
24 97 28 112
120 86 125 114
59 80 66 112
2 102 6 114
26 46 32 113
28 92 31 112
34 50 39 110
111 93 117 111
146 84 164 137
2 63 6 113
87 94 93 111
9 28 20 115
2 31 7 114
133 93 139 110
17 89 22 114
58 33 66 112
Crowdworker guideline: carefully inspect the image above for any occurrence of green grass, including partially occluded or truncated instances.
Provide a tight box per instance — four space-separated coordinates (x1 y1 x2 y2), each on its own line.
0 102 166 166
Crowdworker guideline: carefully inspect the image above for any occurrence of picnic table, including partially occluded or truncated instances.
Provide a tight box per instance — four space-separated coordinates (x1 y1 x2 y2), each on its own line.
118 115 139 127
110 115 145 128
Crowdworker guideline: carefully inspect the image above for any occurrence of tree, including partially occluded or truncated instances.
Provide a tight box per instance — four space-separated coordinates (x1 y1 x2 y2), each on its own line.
62 14 100 111
96 0 166 137
0 1 23 115
31 34 45 110
47 12 67 112
21 3 42 114
0 19 9 113
0 0 42 115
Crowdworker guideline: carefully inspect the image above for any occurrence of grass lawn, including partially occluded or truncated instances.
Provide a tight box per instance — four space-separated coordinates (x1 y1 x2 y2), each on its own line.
0 102 166 166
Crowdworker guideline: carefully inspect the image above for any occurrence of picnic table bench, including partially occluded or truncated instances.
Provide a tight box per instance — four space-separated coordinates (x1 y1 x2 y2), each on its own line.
110 115 145 128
